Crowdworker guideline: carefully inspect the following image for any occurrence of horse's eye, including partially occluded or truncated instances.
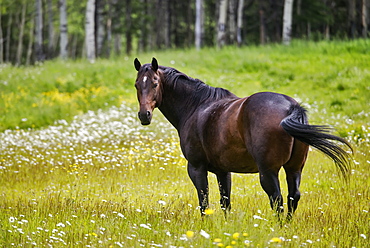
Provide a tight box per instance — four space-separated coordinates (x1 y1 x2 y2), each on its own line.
153 83 158 88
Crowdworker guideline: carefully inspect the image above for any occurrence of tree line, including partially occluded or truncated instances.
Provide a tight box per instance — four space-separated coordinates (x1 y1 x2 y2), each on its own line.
0 0 368 65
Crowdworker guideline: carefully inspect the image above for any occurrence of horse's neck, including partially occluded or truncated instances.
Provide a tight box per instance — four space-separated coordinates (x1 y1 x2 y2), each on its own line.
158 79 199 130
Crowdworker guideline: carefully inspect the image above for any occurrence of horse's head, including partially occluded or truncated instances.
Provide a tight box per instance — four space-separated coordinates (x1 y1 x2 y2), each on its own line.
134 57 163 125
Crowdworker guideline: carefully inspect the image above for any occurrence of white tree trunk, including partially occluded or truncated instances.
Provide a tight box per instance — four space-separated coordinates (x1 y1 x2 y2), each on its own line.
96 0 105 57
0 6 3 63
85 0 96 62
237 0 244 46
47 0 54 57
217 0 228 48
26 18 35 65
106 2 112 57
16 3 27 65
282 0 294 45
325 24 330 40
5 14 12 62
228 0 236 44
35 0 44 61
163 0 170 48
59 0 68 59
362 0 368 38
195 0 204 50
114 34 121 55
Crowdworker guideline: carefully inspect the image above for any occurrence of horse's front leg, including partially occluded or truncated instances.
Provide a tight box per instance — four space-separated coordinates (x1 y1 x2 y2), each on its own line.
187 162 209 215
216 171 232 212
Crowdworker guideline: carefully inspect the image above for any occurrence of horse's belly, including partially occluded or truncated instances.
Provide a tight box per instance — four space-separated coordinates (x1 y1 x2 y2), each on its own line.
210 147 258 173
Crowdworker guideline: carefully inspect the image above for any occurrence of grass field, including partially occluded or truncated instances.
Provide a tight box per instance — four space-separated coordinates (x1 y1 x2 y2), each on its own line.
0 40 369 247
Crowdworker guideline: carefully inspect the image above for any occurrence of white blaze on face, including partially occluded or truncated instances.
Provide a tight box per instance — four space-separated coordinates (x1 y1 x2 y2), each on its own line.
143 76 148 83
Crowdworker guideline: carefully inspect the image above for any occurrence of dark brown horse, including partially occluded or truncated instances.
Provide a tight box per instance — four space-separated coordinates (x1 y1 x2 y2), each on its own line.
133 58 352 219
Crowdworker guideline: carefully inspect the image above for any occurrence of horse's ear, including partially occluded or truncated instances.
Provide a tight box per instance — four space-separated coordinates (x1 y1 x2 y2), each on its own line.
134 58 141 71
151 57 158 72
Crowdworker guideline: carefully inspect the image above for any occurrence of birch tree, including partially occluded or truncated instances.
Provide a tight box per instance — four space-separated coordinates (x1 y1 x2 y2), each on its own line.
35 0 44 62
5 14 12 62
259 1 266 45
126 0 133 54
154 0 170 49
110 0 122 55
138 0 146 52
0 6 3 64
195 0 204 50
217 0 228 48
16 3 27 65
362 0 368 38
26 18 34 65
106 0 113 57
85 0 96 62
236 0 244 46
59 0 68 59
282 0 294 45
163 0 170 48
228 0 237 44
96 0 105 57
47 0 54 57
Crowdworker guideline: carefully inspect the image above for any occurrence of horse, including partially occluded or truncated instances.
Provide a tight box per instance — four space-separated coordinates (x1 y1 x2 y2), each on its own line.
133 57 352 219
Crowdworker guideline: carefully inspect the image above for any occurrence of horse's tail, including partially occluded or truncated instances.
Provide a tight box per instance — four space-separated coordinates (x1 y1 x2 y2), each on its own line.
280 104 352 175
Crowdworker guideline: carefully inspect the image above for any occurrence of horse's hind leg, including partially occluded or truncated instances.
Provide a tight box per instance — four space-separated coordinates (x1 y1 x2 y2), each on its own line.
283 140 308 220
259 168 283 214
216 171 232 211
284 170 302 221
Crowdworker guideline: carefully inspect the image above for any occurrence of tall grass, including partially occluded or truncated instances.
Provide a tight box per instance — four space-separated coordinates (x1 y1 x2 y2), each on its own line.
0 40 369 247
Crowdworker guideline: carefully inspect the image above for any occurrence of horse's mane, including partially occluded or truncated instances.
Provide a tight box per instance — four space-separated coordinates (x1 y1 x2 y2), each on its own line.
160 66 237 103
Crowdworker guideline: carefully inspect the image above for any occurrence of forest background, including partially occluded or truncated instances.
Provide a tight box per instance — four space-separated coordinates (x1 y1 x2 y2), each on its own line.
0 0 369 65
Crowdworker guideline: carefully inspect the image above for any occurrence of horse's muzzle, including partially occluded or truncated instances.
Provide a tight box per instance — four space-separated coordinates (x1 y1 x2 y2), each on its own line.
138 110 152 125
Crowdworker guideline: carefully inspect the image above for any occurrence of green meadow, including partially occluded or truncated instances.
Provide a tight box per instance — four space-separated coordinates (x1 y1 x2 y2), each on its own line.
0 40 369 247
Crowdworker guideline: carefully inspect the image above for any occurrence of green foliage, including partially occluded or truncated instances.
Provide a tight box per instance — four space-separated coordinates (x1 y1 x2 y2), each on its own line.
1 40 370 132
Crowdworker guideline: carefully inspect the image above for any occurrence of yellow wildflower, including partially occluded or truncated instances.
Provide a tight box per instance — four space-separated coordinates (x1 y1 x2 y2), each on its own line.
214 238 222 243
186 231 194 239
270 237 282 243
232 232 240 239
204 209 215 215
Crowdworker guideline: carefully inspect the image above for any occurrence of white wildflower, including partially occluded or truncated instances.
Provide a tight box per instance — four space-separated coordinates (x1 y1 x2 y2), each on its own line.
56 222 65 227
200 229 210 239
140 224 151 230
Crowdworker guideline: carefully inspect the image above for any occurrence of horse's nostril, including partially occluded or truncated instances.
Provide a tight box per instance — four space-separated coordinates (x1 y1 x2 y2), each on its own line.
147 111 151 118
